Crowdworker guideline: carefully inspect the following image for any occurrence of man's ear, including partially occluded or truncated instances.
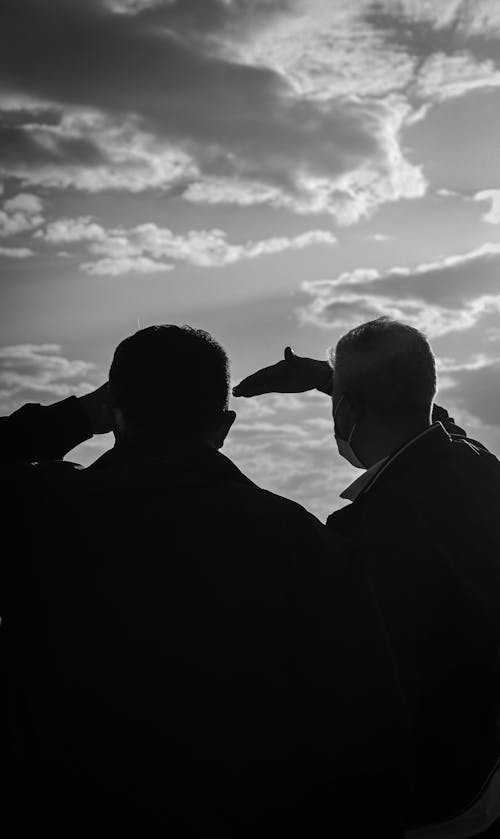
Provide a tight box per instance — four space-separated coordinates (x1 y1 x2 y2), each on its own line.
213 410 236 449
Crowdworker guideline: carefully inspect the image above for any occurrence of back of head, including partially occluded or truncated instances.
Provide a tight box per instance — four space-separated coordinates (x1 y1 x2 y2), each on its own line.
331 317 436 421
109 324 230 438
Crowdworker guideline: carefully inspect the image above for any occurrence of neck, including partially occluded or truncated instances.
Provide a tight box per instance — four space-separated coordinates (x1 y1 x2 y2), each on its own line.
115 429 215 458
358 415 432 468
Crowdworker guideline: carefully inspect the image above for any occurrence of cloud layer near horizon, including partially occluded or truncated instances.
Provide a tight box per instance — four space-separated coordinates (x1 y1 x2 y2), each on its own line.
301 242 500 338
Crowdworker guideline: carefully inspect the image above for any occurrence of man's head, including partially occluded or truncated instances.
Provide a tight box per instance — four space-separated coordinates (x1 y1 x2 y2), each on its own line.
329 317 436 467
109 324 235 448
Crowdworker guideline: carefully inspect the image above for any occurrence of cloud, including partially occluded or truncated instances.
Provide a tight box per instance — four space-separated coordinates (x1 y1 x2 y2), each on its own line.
240 0 415 100
38 216 337 275
80 256 174 276
226 389 354 520
0 245 33 257
474 189 500 223
0 341 115 465
4 193 42 215
248 0 500 108
357 4 500 112
0 191 43 236
363 1 500 75
0 0 429 222
0 1 499 226
436 354 500 429
0 103 197 193
300 242 500 337
183 94 426 222
40 216 107 244
0 344 97 411
414 51 500 100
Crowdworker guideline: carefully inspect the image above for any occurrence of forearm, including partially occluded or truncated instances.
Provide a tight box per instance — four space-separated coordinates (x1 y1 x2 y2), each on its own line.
0 396 93 466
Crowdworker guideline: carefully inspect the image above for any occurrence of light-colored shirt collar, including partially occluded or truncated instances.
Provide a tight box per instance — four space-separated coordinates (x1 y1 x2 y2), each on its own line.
340 457 388 502
340 423 440 502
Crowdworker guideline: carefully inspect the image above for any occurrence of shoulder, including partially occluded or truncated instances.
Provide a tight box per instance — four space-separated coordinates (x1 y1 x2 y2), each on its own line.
430 433 500 492
240 481 323 526
450 433 499 461
210 464 338 553
4 458 85 493
245 486 350 562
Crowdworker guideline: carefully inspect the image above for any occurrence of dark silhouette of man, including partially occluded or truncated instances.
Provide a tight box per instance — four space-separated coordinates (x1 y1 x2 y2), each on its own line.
234 317 500 834
2 325 408 837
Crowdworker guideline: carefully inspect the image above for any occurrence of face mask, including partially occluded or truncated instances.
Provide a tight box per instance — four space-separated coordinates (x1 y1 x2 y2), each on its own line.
334 394 366 469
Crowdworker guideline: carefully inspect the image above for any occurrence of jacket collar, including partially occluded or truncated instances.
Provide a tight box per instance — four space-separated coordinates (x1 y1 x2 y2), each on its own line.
340 457 388 502
343 421 452 502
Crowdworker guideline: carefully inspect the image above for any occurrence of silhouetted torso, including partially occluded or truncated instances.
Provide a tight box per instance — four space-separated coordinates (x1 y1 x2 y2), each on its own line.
3 399 408 837
329 422 500 826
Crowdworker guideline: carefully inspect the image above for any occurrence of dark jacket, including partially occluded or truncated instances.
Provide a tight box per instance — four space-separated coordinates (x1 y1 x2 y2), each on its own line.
2 398 408 837
328 420 500 826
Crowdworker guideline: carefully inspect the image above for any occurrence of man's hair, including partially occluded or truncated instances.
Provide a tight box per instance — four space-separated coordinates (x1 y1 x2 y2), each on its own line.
330 317 436 418
109 324 230 436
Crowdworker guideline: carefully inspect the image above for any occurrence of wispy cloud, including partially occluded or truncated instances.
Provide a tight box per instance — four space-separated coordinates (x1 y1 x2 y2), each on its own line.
38 217 337 275
414 52 500 101
437 352 500 429
81 256 174 276
0 245 34 258
474 189 500 223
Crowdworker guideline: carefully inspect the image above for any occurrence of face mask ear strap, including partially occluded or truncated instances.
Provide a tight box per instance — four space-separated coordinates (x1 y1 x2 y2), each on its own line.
333 393 344 420
335 394 356 443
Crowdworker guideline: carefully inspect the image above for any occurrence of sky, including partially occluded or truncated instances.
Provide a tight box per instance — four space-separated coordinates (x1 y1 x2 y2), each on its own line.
1 0 500 521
